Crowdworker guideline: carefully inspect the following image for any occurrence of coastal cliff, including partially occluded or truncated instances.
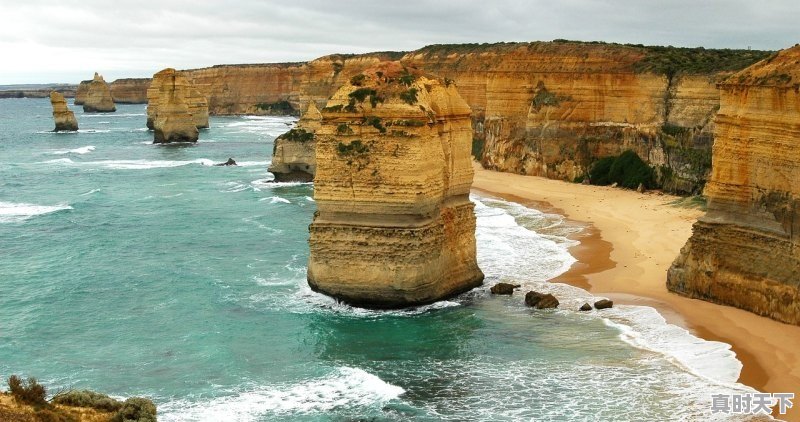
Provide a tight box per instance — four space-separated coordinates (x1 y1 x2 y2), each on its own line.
667 45 800 325
147 68 208 130
82 73 116 113
307 62 484 307
110 78 150 103
49 91 78 131
268 101 321 182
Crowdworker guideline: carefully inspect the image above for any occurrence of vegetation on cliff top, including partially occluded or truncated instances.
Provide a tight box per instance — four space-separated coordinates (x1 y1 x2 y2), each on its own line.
277 128 314 143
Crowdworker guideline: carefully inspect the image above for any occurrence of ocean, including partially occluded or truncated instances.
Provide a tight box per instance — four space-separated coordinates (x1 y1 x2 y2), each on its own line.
0 98 761 421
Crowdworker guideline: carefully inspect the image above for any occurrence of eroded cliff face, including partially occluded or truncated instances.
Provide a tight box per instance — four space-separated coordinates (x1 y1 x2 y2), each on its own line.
74 80 90 105
267 102 321 182
308 62 483 307
151 69 201 144
147 68 208 130
109 78 150 103
667 45 800 325
82 73 116 113
49 91 78 131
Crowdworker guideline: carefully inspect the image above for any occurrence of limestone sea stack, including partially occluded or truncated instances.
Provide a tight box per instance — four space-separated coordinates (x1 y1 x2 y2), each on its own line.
152 70 199 144
667 45 800 325
147 68 208 130
82 72 116 112
49 91 78 131
307 62 484 308
268 102 321 182
73 79 91 105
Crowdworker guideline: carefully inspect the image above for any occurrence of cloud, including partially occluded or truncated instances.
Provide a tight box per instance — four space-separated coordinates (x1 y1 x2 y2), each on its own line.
1 0 798 83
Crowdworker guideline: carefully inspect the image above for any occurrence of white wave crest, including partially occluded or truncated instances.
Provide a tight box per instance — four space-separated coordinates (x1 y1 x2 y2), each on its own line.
258 196 291 204
0 201 72 223
158 367 404 422
50 146 95 155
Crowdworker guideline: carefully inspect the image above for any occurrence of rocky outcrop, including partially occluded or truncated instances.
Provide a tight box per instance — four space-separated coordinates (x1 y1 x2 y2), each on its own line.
151 70 200 144
109 78 150 103
268 102 322 182
667 45 800 325
525 291 559 309
74 80 90 105
49 91 78 131
594 299 614 309
490 283 520 295
82 73 116 112
307 62 484 308
147 69 208 130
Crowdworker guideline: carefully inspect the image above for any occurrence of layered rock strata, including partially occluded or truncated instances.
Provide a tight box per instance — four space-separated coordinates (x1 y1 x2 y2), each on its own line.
667 45 800 325
109 78 150 103
49 91 79 131
147 69 208 130
82 73 116 112
74 80 90 105
151 70 200 143
268 102 321 182
308 62 484 307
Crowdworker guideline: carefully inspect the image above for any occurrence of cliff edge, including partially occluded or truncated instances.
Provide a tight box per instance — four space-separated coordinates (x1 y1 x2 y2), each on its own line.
308 62 484 307
667 45 800 325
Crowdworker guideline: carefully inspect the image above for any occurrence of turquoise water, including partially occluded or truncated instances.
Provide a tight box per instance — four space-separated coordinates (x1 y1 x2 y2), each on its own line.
0 98 758 421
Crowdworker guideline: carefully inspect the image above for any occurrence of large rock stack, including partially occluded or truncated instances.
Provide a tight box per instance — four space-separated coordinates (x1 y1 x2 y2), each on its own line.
147 68 208 130
268 102 321 182
151 70 200 144
667 45 800 325
82 73 116 112
307 62 484 308
49 91 79 131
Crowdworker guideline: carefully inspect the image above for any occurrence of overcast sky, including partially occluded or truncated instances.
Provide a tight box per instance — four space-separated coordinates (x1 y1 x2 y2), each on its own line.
1 0 798 84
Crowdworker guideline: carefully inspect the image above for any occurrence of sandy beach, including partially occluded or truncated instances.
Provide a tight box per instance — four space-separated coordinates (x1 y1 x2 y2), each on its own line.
472 164 800 421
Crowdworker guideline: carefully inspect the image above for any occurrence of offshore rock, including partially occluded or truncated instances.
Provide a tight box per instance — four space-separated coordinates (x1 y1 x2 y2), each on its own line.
74 79 90 105
152 70 199 144
594 299 614 309
490 283 520 295
215 158 237 166
82 73 116 112
49 91 78 131
579 303 593 311
307 62 484 308
667 45 800 325
524 291 559 309
268 102 322 182
147 68 208 130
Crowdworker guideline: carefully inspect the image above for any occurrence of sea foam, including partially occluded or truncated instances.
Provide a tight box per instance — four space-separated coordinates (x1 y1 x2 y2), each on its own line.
0 201 72 223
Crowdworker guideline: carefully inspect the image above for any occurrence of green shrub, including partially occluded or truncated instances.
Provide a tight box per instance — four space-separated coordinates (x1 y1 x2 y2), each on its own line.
336 140 370 156
398 72 416 86
399 88 419 105
110 397 157 422
472 137 485 160
608 150 655 189
8 375 48 407
350 74 367 86
661 123 691 137
349 88 377 103
532 88 560 109
336 123 353 135
588 156 617 186
277 128 314 143
363 116 386 133
52 390 123 413
254 100 295 114
322 104 343 113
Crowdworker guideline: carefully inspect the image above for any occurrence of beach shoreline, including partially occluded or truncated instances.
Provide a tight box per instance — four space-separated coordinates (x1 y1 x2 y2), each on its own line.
472 164 800 421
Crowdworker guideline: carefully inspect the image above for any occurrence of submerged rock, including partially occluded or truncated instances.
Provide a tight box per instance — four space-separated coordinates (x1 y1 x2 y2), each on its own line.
490 283 520 295
579 303 592 311
268 102 320 182
594 299 613 309
307 62 484 308
82 72 116 112
525 291 559 309
49 91 78 131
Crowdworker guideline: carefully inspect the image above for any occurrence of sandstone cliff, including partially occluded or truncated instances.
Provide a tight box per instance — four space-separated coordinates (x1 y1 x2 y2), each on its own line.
49 91 79 131
147 68 208 130
151 69 200 143
268 101 321 182
308 62 484 307
109 78 150 103
667 45 800 325
82 73 116 112
74 80 90 105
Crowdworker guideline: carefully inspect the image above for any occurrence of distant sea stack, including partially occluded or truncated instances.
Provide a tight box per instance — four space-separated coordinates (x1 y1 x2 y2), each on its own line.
151 69 201 144
82 73 116 112
74 79 90 105
268 102 321 182
147 68 208 130
49 91 78 131
667 45 800 325
307 62 484 308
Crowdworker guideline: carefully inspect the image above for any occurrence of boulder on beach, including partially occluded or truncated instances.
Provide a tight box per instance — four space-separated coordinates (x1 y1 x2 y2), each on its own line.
579 303 592 311
525 291 559 309
594 299 613 309
490 283 520 295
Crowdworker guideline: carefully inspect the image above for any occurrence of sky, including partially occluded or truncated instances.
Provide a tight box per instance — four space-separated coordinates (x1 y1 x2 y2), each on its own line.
1 0 798 84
